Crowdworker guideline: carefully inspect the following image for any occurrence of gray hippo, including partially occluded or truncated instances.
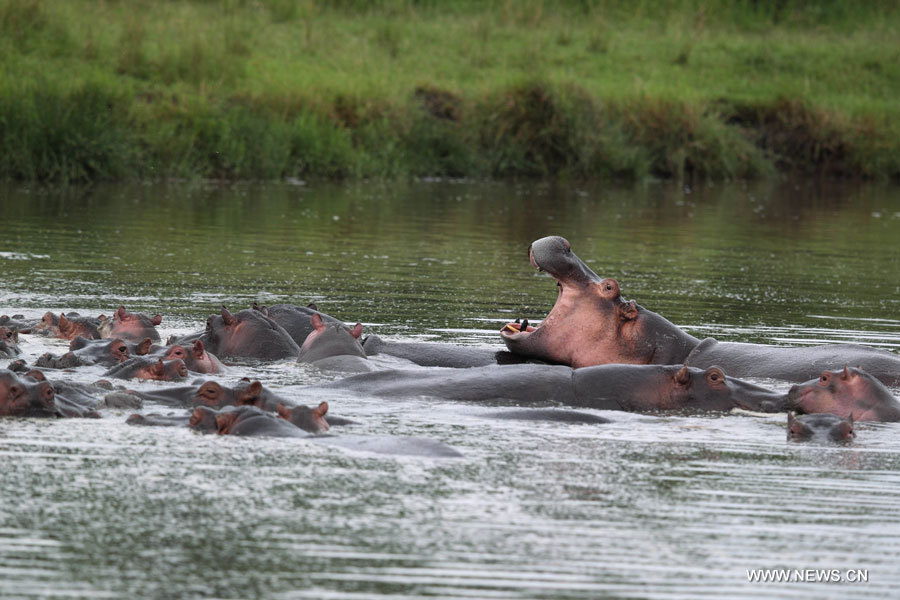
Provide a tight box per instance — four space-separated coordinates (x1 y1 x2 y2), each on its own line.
200 306 299 361
187 405 462 458
787 412 855 443
501 236 900 385
317 363 787 413
98 306 162 342
298 314 373 372
787 366 900 421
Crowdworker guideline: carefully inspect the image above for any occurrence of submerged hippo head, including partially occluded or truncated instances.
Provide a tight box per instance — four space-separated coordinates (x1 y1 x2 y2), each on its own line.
165 340 223 374
189 406 221 433
0 327 20 358
500 236 698 368
277 401 330 433
787 366 900 421
787 412 855 443
0 369 56 417
192 381 234 408
99 306 162 342
204 306 300 360
297 314 365 363
578 364 788 413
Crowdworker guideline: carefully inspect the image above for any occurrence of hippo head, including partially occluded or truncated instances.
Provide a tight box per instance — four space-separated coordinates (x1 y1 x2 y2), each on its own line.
57 313 99 340
100 306 162 342
165 340 220 374
105 339 131 364
213 406 261 435
277 401 330 433
787 412 855 443
0 369 55 417
787 366 900 421
500 236 698 368
192 381 233 408
0 327 19 357
297 314 365 363
137 358 188 382
189 406 220 433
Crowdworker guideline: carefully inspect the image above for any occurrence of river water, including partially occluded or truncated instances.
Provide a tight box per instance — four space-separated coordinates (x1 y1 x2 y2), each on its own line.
1 180 899 599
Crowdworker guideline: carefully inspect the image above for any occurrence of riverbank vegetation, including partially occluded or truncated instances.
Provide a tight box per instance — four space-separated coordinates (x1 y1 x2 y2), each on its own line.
1 0 898 182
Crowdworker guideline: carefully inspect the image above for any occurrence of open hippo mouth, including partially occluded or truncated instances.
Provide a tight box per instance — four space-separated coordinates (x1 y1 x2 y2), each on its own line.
500 236 608 346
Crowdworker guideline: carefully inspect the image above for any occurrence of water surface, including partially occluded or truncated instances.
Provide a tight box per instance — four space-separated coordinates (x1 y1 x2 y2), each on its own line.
2 180 900 599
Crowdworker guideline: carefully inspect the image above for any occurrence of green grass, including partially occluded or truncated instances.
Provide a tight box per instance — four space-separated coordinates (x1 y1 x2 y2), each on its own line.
1 0 899 181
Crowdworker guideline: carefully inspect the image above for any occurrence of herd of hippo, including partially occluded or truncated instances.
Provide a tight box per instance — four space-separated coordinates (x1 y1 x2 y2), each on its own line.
2 235 899 453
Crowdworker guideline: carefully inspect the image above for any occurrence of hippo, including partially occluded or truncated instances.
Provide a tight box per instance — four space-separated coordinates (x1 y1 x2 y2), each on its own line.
276 401 330 433
212 405 312 437
787 412 855 443
161 340 225 374
126 413 191 427
201 306 300 361
0 369 100 418
99 306 162 342
363 334 529 368
500 236 699 368
0 314 39 332
0 327 20 357
34 336 150 369
29 311 101 340
195 405 462 457
298 314 373 372
253 302 344 346
318 363 787 414
502 236 900 385
787 366 900 421
130 378 290 411
103 357 188 381
0 368 57 417
21 370 114 417
188 405 221 433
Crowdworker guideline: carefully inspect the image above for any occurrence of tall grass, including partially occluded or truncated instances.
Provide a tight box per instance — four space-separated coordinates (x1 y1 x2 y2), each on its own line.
0 0 898 182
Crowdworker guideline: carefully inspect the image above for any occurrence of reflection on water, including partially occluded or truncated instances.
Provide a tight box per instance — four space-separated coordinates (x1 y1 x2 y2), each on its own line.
2 180 900 599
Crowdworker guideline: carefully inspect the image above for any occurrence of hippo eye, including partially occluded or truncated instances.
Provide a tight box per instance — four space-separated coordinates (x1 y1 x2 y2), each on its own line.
820 373 830 384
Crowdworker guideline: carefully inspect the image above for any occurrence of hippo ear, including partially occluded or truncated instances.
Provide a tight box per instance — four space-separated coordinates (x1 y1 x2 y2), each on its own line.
136 338 153 355
240 376 251 382
276 403 291 419
116 306 127 320
847 412 854 426
311 313 325 331
599 278 620 300
221 306 235 326
151 314 162 326
25 369 46 382
192 339 206 358
314 401 329 417
618 300 638 321
674 365 691 386
151 359 166 376
252 302 261 312
350 323 363 339
11 329 18 343
58 313 70 331
307 302 318 311
248 380 263 397
841 365 851 380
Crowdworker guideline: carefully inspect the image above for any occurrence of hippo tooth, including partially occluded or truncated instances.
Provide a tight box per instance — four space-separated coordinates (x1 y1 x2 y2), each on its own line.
520 319 529 332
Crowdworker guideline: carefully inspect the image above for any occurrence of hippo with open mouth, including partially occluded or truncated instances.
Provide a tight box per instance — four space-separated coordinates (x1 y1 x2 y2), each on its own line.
500 236 699 368
502 236 900 384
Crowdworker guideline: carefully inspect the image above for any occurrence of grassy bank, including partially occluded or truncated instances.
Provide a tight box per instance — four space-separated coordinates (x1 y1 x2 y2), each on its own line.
1 0 899 182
